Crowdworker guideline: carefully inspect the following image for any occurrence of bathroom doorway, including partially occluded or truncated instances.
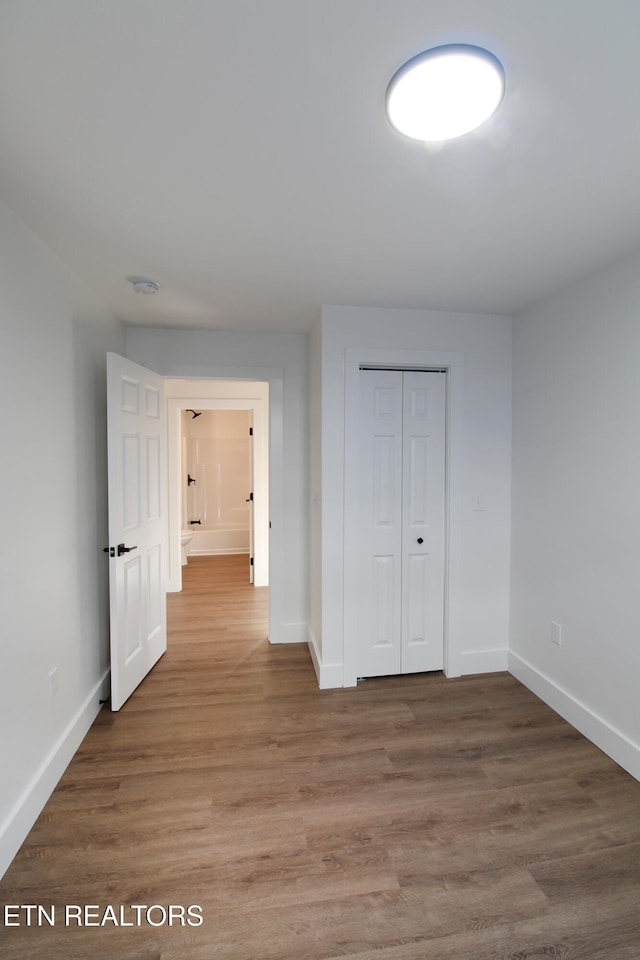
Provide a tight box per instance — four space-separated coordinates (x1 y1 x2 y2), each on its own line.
166 379 269 595
181 408 254 575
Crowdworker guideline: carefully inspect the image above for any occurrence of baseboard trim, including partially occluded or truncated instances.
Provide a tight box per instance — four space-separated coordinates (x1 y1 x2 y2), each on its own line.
307 628 345 689
269 621 308 645
456 647 509 676
0 669 110 879
508 652 640 782
188 548 249 557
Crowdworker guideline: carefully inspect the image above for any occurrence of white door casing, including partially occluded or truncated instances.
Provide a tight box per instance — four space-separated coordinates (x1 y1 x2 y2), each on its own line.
358 369 446 678
107 353 167 710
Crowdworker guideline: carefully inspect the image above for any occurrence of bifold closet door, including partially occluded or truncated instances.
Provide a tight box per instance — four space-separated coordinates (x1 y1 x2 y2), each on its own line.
358 369 446 678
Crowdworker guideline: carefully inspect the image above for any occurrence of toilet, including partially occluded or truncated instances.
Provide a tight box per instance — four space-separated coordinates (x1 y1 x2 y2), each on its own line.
180 532 193 566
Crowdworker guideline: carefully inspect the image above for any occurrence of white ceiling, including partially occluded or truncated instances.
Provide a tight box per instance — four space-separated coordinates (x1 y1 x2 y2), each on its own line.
1 0 639 333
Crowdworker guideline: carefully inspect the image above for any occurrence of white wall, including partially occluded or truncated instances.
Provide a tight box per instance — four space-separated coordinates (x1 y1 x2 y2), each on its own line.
0 199 124 878
510 249 640 779
126 327 309 643
310 305 512 687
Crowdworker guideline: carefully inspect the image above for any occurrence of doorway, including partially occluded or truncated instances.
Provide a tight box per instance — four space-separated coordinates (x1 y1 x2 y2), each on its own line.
342 350 459 687
357 368 447 678
106 359 279 711
166 380 269 595
181 409 254 576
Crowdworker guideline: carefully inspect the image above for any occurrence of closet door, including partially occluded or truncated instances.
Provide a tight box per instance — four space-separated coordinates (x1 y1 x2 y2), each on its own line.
401 371 446 673
358 369 446 678
358 370 404 677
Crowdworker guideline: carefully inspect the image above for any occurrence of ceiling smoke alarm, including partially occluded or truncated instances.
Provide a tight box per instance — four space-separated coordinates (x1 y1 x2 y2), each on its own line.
128 276 160 295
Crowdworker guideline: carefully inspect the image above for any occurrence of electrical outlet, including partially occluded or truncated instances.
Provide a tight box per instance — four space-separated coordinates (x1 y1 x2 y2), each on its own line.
48 668 59 699
551 622 562 646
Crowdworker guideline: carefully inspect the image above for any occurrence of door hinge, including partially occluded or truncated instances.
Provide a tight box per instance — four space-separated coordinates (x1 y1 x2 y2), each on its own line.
250 557 254 566
249 426 253 436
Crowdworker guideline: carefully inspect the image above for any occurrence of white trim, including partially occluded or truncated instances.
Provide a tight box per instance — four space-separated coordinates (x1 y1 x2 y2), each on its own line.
307 628 348 689
189 547 249 556
509 651 640 782
307 626 321 682
458 648 508 675
343 347 465 687
272 621 308 645
0 670 110 879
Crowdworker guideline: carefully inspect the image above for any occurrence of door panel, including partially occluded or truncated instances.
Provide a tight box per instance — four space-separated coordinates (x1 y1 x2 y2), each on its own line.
359 370 403 676
402 372 446 673
123 554 143 662
107 353 167 710
372 555 396 651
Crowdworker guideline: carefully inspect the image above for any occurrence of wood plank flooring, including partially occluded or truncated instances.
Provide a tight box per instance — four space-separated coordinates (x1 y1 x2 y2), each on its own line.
2 554 640 959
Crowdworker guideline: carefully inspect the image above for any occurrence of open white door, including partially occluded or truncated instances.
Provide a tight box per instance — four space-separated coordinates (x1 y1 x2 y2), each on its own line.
248 416 255 584
106 353 167 710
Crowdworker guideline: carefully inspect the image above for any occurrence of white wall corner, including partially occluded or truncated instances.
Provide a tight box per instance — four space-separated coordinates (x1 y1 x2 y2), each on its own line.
307 626 322 685
0 670 111 880
509 652 640 782
307 626 347 689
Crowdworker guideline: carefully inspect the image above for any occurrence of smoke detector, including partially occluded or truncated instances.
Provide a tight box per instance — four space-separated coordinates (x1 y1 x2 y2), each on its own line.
128 276 160 295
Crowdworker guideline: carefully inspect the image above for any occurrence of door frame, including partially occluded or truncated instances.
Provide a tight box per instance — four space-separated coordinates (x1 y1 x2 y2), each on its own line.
166 386 269 591
157 367 285 646
343 347 465 686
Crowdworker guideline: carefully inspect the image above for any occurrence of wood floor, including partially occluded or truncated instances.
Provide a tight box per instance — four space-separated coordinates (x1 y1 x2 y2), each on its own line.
2 555 640 959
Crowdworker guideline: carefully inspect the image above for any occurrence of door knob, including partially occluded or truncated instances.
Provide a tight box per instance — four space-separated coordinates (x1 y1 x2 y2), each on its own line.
417 538 424 544
117 543 138 556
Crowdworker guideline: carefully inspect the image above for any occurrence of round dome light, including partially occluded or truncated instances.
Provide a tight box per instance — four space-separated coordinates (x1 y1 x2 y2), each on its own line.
386 44 505 143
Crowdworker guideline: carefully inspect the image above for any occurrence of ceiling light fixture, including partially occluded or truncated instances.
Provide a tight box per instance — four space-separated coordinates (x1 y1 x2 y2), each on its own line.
128 276 160 295
386 43 505 143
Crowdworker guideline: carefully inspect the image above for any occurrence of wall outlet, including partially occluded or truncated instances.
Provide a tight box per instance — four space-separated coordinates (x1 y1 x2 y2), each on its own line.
48 668 59 699
551 621 562 646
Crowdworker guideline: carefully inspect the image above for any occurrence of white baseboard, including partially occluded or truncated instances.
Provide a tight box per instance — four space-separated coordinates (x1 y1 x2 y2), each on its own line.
0 670 110 880
454 647 509 677
509 652 640 782
189 548 249 556
307 627 345 689
269 620 309 645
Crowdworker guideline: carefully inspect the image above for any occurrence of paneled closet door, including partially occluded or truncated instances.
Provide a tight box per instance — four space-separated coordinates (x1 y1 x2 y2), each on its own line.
401 371 446 673
358 370 404 677
358 369 446 678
